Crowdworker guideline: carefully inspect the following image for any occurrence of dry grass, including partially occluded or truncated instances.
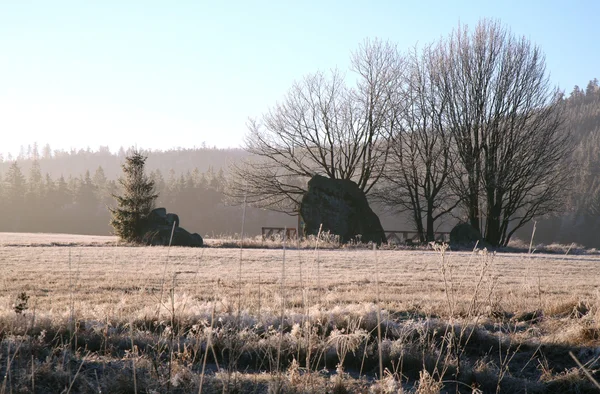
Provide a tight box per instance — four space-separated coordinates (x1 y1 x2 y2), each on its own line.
0 232 119 247
0 232 599 393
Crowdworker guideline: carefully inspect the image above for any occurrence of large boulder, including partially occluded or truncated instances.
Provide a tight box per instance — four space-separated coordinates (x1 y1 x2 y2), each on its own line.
449 223 483 248
300 175 386 244
148 207 168 226
144 208 203 247
166 213 180 228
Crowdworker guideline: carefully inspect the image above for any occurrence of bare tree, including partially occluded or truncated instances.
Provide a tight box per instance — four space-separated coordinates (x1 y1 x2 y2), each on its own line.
228 39 404 214
375 46 458 242
433 19 571 246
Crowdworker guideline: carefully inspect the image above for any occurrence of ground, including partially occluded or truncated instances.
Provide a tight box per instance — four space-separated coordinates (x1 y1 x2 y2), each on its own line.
0 232 599 393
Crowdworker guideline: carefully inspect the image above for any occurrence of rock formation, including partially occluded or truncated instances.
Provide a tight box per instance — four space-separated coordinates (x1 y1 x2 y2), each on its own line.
143 208 203 247
449 222 483 248
300 175 386 244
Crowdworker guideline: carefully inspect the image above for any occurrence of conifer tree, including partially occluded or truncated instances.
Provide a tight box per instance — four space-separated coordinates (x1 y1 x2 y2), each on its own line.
110 150 158 243
77 170 99 213
5 162 27 231
5 162 26 206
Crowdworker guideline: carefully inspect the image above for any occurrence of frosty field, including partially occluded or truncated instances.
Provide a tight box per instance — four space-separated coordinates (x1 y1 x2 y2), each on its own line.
0 233 599 393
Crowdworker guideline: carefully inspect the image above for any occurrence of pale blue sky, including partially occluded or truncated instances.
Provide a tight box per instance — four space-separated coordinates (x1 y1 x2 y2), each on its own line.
0 0 598 157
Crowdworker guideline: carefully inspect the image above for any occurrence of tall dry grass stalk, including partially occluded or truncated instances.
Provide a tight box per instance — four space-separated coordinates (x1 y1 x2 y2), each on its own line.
430 241 500 388
296 236 304 322
1 342 11 394
157 221 176 320
495 329 521 394
257 273 261 321
276 228 287 375
199 280 218 394
30 355 34 393
66 353 87 394
374 243 383 381
129 318 138 394
528 220 537 254
237 189 247 321
295 236 306 367
315 224 323 306
569 351 600 389
167 273 177 392
68 249 74 341
303 223 324 377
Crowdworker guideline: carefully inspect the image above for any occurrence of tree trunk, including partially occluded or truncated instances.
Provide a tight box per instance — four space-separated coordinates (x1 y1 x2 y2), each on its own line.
426 199 435 242
468 191 480 232
484 190 503 246
413 209 425 243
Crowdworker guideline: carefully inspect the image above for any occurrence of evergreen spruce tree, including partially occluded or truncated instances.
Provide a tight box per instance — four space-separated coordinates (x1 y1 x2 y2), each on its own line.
110 150 158 243
5 162 26 204
5 162 27 231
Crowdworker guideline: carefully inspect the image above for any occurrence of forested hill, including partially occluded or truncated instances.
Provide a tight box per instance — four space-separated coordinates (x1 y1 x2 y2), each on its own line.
0 146 248 180
537 78 600 246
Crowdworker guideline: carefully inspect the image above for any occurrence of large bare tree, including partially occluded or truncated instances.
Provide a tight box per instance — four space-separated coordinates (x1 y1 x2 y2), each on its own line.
228 39 404 213
375 46 458 242
433 19 571 246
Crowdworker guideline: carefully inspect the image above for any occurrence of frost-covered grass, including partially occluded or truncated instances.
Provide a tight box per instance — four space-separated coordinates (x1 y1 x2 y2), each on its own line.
0 232 118 247
0 234 599 392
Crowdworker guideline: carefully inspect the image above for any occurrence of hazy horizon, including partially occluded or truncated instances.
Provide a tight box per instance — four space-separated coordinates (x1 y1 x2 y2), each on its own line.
2 0 599 157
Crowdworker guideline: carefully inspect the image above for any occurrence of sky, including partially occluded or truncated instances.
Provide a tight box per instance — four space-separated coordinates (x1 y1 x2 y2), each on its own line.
0 0 598 157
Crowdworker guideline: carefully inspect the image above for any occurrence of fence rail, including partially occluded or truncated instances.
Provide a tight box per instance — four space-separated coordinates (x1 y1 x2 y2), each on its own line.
384 230 450 244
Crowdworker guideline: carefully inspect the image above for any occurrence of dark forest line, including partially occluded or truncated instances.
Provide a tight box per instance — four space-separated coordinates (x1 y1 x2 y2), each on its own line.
0 157 299 237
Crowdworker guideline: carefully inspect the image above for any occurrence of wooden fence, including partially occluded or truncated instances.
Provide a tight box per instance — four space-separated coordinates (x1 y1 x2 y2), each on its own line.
384 230 450 244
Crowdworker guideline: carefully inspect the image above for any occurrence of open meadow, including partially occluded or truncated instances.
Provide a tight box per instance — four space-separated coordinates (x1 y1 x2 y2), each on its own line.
0 233 599 393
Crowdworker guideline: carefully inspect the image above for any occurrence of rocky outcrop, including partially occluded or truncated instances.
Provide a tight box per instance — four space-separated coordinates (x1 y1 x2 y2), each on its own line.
299 175 386 244
449 223 483 248
143 208 203 247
